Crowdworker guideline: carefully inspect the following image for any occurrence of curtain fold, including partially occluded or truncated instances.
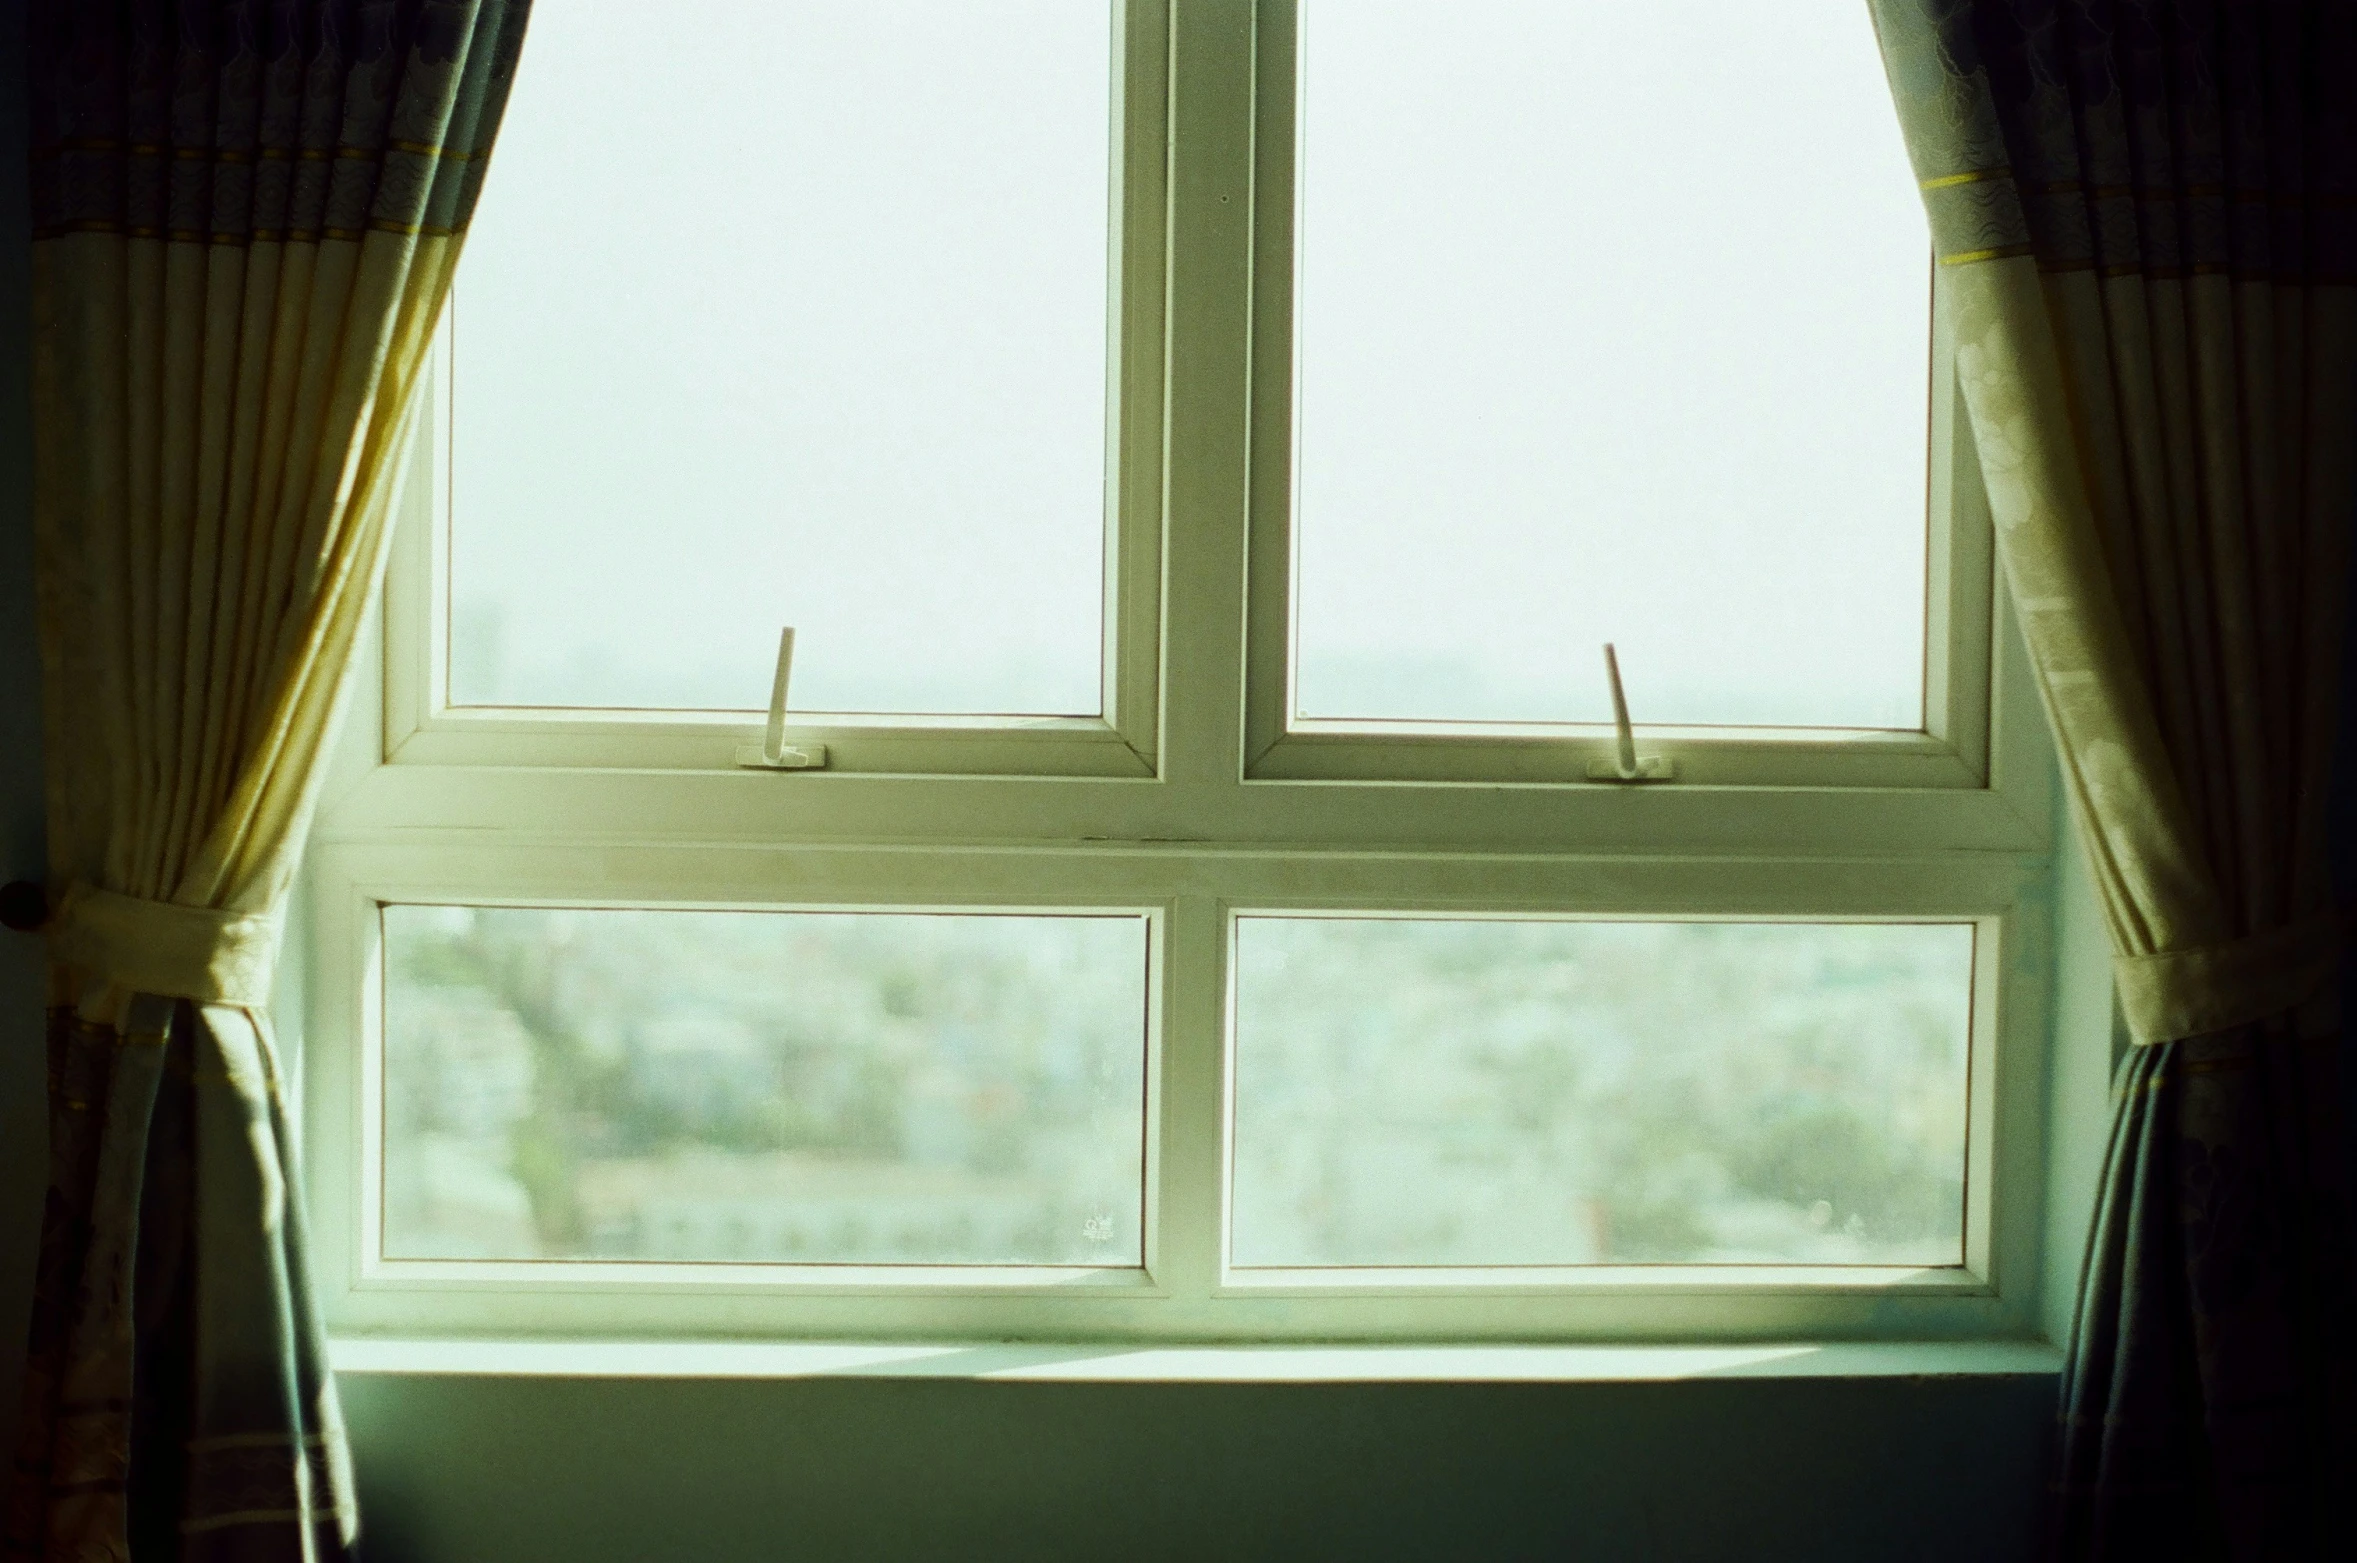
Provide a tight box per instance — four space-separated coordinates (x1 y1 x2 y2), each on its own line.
7 3 528 1558
1871 2 2355 1557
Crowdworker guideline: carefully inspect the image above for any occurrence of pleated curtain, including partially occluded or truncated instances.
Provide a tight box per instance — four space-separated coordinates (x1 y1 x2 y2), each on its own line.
6 3 527 1558
1871 3 2355 1557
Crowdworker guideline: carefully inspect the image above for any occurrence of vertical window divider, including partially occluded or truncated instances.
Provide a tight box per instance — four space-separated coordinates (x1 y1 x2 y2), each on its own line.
1152 893 1229 1304
1105 0 1175 775
1157 0 1262 794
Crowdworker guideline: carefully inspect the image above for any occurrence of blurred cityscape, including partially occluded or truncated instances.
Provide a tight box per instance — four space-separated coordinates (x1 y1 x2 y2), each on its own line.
382 907 1149 1266
1231 918 1972 1267
383 908 1972 1272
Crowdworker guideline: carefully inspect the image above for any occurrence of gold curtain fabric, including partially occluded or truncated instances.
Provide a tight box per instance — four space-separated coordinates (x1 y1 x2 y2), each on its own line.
1872 2 2355 1556
1887 5 2351 1045
8 3 527 1558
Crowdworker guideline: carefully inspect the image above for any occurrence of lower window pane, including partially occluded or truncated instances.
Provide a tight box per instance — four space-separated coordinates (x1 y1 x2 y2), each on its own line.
1231 918 1973 1268
381 906 1148 1267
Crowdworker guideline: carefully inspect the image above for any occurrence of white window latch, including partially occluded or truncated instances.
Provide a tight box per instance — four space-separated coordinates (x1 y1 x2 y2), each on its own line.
736 626 829 770
1585 642 1674 782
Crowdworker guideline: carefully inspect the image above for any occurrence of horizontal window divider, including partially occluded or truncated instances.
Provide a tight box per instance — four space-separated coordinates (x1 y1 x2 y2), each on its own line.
416 708 1134 735
417 707 1131 735
1214 1266 1992 1295
315 1289 2039 1346
324 1335 2065 1384
337 1245 2012 1310
1249 729 1985 791
387 712 1155 779
315 771 2053 858
310 839 2045 917
345 1264 1991 1303
355 1262 1161 1295
1277 723 1961 746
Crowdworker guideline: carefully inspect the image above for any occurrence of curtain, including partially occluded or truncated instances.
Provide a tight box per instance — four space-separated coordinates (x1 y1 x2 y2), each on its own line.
1870 3 2355 1557
7 3 527 1558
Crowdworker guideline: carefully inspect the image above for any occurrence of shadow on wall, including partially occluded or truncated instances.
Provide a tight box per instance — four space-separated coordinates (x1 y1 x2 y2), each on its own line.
339 1370 2051 1563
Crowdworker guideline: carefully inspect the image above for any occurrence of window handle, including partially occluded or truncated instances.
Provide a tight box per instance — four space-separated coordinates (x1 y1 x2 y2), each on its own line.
735 626 829 770
1586 643 1674 782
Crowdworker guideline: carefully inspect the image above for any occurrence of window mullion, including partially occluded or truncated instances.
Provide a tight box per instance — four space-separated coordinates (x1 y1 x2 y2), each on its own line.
1104 0 1174 771
1156 0 1260 792
1151 893 1228 1304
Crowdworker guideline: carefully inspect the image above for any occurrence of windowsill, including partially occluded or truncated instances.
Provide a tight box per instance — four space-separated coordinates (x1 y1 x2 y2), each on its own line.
327 1336 2062 1384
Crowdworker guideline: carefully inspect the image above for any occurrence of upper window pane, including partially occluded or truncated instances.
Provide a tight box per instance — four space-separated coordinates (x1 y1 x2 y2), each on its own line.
1290 2 1930 730
448 1 1114 716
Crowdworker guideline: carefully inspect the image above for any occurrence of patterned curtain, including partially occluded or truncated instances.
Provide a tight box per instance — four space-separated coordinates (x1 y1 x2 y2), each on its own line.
6 3 528 1558
1870 3 2355 1558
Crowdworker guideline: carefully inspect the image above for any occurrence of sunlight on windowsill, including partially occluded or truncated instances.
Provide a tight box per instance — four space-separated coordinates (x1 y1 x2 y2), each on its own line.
328 1337 2062 1384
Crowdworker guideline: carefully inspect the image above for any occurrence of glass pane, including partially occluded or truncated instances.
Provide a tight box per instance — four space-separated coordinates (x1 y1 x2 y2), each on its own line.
449 1 1113 716
383 906 1147 1266
1291 2 1930 729
1231 918 1972 1267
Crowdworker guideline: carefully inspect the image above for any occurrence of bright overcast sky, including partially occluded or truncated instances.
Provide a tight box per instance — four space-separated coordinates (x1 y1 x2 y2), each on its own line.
450 2 1929 729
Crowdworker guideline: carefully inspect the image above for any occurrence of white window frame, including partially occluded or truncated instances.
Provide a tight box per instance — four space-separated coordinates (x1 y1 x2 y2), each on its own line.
379 1 1172 781
305 0 2060 1346
1242 5 1995 792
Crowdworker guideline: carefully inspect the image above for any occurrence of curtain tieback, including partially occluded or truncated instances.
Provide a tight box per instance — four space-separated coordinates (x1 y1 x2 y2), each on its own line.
2114 914 2348 1044
47 883 283 1008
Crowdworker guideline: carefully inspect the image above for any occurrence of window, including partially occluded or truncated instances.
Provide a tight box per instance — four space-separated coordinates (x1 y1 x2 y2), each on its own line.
310 0 2056 1344
440 2 1119 722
